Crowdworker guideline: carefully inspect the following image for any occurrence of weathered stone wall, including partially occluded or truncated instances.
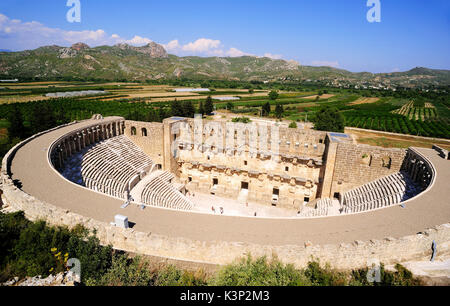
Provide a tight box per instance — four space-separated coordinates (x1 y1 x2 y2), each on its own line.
330 143 407 197
2 176 449 270
124 121 164 166
176 119 326 207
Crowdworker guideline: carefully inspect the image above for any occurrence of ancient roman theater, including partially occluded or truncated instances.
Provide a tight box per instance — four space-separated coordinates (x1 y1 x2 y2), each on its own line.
1 115 450 269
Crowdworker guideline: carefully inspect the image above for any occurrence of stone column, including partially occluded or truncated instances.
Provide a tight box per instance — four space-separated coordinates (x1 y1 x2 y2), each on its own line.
95 126 100 142
112 122 117 137
89 128 94 144
76 133 81 151
84 130 90 147
79 133 85 150
57 146 63 169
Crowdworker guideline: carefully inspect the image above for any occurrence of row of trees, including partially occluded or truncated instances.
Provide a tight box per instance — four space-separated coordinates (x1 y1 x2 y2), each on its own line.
169 96 214 118
345 115 449 138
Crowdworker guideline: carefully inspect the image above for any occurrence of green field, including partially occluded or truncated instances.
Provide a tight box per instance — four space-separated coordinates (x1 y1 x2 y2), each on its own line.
0 81 449 161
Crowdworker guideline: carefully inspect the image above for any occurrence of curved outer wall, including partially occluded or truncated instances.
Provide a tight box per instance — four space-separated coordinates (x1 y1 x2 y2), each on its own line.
2 120 450 269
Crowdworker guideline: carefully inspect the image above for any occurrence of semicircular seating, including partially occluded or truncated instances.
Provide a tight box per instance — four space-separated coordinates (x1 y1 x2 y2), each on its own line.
60 135 193 210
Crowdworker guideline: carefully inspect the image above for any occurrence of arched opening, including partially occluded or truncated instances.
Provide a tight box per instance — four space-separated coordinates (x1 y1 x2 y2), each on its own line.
381 156 392 169
131 127 137 136
141 128 148 137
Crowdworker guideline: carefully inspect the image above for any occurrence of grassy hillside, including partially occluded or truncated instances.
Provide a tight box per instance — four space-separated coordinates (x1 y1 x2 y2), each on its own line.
1 43 449 87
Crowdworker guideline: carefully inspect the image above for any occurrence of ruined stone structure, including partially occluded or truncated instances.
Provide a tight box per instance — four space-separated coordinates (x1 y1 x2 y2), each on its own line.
174 118 327 209
50 117 126 170
1 115 449 270
46 116 436 215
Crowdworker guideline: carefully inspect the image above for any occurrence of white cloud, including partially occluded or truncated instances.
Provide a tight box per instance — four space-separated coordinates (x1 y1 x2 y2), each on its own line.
0 13 153 50
122 35 152 46
0 14 8 25
164 39 181 52
263 53 283 60
0 13 288 60
164 38 250 58
227 47 249 57
181 38 221 53
311 60 340 68
63 29 108 44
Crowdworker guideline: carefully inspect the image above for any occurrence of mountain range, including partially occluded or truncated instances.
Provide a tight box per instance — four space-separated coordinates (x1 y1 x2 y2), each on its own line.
0 42 449 87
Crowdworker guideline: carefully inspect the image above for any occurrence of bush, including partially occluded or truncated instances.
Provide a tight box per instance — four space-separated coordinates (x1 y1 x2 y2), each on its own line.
86 255 154 286
269 90 279 100
303 261 348 286
210 255 310 286
351 263 424 286
155 265 207 286
232 117 252 124
0 211 113 283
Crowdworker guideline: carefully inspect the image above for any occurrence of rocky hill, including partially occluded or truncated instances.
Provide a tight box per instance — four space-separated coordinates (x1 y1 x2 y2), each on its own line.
0 42 449 87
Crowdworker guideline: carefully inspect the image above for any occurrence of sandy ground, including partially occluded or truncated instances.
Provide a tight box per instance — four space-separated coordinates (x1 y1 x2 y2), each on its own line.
189 192 297 218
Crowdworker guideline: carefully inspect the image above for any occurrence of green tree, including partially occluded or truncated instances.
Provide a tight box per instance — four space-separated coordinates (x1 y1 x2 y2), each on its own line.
312 106 345 132
7 104 27 139
262 102 271 116
170 99 183 117
275 103 284 119
198 101 205 116
30 102 56 134
182 101 195 118
204 96 214 115
269 90 279 100
145 109 158 122
226 102 234 111
157 107 168 122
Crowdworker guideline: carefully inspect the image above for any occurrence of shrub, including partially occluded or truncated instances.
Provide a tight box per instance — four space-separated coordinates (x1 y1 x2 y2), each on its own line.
232 117 251 124
303 261 348 286
289 121 298 128
210 255 310 286
0 211 113 283
269 90 279 100
155 265 207 286
350 263 424 286
86 255 154 286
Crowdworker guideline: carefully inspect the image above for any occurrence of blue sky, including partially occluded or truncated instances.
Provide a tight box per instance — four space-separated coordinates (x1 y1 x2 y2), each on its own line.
0 0 449 73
